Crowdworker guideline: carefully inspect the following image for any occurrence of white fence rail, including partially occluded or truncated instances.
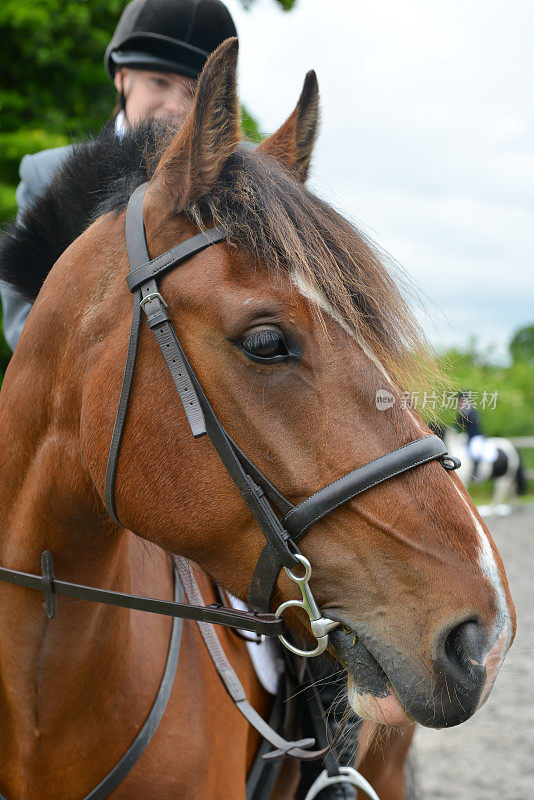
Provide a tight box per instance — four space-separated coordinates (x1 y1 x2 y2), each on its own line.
510 436 534 449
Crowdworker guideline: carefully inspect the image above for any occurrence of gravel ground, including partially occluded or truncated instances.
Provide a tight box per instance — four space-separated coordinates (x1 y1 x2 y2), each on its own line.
415 506 534 800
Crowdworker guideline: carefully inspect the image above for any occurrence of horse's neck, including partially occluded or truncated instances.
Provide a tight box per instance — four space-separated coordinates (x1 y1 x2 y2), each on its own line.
0 318 173 775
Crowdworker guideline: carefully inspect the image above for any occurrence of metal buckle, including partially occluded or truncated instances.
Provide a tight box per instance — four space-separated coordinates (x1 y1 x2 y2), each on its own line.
304 767 380 800
140 291 168 311
275 554 339 658
440 453 461 470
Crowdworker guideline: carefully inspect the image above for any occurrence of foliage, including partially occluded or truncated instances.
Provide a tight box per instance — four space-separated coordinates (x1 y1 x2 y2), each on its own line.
0 0 276 365
241 0 296 8
431 339 534 438
241 106 263 142
0 0 273 222
509 324 534 365
0 0 124 192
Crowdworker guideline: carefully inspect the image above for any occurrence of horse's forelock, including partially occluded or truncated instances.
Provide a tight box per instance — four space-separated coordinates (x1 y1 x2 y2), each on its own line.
185 145 441 392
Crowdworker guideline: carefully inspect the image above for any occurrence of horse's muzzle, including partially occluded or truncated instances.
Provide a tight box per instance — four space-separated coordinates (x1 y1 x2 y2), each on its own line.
330 616 507 729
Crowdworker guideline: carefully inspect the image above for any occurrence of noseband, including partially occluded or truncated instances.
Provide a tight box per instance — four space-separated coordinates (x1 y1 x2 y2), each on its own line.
104 181 459 656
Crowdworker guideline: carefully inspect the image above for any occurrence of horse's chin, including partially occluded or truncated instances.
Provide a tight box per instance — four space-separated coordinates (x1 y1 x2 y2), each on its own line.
330 627 413 729
347 675 412 728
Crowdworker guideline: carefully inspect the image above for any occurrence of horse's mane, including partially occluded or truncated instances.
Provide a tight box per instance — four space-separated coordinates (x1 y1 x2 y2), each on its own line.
0 119 436 387
0 122 163 303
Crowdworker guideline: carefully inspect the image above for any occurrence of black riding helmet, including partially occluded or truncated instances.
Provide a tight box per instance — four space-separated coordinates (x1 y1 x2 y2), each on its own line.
105 0 237 81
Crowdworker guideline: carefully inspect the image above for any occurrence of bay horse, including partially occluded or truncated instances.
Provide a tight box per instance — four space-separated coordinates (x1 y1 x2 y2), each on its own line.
0 39 515 799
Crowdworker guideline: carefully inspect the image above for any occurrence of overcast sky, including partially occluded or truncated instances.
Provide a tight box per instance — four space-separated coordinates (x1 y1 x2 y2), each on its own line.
224 0 533 358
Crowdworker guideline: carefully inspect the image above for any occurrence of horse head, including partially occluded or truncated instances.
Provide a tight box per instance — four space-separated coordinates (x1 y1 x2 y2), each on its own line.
69 39 515 730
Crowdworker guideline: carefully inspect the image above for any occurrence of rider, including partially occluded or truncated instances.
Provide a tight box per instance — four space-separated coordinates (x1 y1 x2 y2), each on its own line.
0 0 236 352
0 2 360 796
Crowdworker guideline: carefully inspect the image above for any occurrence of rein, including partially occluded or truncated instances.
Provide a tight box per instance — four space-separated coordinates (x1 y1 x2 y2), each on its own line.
0 182 460 800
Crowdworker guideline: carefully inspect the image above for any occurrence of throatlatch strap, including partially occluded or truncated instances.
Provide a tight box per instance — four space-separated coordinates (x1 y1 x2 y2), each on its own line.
104 282 142 524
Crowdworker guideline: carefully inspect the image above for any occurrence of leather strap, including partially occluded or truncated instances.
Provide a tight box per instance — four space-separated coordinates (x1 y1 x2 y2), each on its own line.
283 435 447 540
127 226 227 291
173 557 328 763
143 303 207 438
104 279 142 524
0 566 184 800
0 552 283 636
248 435 448 611
226 434 294 516
246 690 287 800
40 550 57 619
248 542 285 612
114 182 299 571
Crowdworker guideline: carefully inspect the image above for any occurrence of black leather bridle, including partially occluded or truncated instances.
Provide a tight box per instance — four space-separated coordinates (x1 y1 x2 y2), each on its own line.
0 181 459 644
103 181 459 647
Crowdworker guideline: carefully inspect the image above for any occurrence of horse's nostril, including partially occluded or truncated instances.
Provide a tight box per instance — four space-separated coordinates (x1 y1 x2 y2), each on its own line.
439 619 488 682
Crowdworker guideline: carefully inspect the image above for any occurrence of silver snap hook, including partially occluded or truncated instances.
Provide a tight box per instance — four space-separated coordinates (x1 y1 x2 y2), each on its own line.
275 554 339 658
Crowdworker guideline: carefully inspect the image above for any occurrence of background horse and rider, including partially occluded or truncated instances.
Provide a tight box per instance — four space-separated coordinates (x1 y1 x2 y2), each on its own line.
428 393 528 512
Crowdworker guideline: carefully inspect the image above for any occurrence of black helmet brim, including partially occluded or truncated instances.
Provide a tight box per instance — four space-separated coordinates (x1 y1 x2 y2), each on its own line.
106 32 209 80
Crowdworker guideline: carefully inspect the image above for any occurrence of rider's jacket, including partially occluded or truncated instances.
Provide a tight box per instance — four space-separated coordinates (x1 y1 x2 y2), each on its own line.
0 145 71 350
0 115 126 351
457 407 483 439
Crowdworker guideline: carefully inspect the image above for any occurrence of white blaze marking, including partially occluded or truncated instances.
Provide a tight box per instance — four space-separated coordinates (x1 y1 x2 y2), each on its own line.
452 482 511 648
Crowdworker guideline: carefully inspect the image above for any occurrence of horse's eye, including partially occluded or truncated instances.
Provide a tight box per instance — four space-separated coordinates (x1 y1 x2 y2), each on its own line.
240 326 290 363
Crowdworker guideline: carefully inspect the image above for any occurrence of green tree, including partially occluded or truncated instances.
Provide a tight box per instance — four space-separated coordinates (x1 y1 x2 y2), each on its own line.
510 324 534 365
434 336 534 438
0 1 125 220
0 0 288 222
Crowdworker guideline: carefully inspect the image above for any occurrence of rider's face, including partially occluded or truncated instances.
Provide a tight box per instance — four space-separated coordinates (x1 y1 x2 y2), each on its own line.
114 68 197 125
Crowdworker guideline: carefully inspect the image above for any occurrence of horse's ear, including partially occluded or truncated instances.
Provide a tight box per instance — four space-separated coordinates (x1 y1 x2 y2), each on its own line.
146 37 240 212
257 71 319 183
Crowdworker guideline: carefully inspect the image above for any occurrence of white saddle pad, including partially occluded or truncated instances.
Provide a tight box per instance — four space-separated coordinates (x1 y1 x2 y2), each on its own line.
227 593 285 695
